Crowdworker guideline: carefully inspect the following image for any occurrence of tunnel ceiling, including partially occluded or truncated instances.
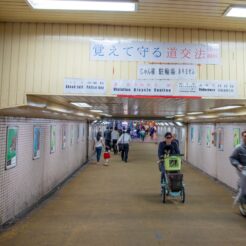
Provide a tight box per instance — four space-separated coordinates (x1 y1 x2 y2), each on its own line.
16 94 246 123
1 1 246 31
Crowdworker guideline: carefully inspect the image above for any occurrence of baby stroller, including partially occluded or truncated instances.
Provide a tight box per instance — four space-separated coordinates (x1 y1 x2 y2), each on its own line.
159 154 185 203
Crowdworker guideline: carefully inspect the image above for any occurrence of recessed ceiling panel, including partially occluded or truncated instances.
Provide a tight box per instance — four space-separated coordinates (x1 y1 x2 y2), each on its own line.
1 0 246 31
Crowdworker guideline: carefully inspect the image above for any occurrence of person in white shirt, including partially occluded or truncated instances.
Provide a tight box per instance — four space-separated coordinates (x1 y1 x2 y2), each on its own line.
112 127 120 154
94 132 105 163
117 128 131 163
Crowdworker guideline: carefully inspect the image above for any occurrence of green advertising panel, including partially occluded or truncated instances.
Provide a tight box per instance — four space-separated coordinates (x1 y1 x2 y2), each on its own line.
62 125 66 150
50 125 56 153
6 126 18 169
206 127 211 147
33 126 41 159
233 128 240 147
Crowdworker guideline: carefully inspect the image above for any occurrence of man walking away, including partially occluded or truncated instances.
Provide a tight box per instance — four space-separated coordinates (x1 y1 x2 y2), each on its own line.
112 127 119 154
117 128 131 163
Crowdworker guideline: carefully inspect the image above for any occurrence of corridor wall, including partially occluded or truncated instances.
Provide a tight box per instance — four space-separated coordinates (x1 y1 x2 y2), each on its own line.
0 117 92 225
187 123 245 190
1 23 246 109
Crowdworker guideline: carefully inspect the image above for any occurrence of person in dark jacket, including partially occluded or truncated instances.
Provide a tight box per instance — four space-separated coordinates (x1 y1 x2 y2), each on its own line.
230 130 246 203
104 127 112 151
172 133 179 149
158 132 180 184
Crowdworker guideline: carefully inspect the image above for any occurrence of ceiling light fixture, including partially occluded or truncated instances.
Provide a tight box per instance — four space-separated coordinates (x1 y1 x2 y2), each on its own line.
71 102 92 108
224 6 246 18
175 122 183 126
187 112 203 115
90 109 103 113
197 115 217 119
28 102 47 108
209 105 244 111
27 0 137 12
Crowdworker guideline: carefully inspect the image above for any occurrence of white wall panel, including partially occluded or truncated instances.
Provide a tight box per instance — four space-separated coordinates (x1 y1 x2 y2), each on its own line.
187 123 246 190
0 117 94 225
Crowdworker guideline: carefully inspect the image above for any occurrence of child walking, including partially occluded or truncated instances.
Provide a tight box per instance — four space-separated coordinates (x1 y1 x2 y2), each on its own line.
103 147 111 166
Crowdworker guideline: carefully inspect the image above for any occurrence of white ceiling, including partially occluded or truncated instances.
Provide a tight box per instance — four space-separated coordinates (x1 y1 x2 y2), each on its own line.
1 0 246 31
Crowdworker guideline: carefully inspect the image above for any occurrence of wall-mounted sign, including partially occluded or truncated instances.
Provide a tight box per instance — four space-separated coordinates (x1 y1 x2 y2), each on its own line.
50 125 56 154
64 78 106 94
112 80 174 96
233 128 240 147
112 80 237 98
62 125 67 150
6 126 18 170
33 126 41 160
91 40 220 64
138 64 196 80
176 80 237 98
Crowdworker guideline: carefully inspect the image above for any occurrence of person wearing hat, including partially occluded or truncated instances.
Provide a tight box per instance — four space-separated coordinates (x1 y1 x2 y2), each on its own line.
158 132 180 185
117 128 131 163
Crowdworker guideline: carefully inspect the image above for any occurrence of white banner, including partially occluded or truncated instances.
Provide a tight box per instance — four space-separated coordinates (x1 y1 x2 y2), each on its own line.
138 64 196 80
112 80 174 96
176 80 237 98
64 78 106 94
91 40 220 64
112 80 237 98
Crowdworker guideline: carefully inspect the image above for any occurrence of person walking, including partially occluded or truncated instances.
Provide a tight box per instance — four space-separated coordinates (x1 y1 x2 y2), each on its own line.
117 128 131 163
172 133 179 149
112 127 120 154
158 132 180 185
94 131 105 164
140 128 146 142
104 126 112 151
230 130 246 203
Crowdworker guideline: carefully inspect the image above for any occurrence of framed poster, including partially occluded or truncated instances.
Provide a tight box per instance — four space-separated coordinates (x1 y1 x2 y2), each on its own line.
62 125 67 150
190 127 194 143
206 127 211 147
233 128 240 147
6 126 18 170
217 127 224 151
79 124 83 142
50 125 56 153
198 126 202 145
70 125 73 146
33 126 41 159
77 124 80 142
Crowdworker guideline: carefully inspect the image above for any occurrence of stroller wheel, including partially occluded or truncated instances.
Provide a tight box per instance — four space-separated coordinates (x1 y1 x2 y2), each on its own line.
181 187 185 203
239 202 246 217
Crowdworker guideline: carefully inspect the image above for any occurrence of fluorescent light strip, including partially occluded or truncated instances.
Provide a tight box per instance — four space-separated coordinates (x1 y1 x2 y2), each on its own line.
225 6 246 18
187 112 203 115
90 109 103 113
71 102 92 108
27 0 137 12
175 122 183 126
209 105 244 111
